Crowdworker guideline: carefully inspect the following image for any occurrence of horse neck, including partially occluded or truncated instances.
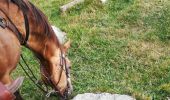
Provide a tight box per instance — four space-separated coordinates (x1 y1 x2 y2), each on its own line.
0 1 60 63
0 1 26 37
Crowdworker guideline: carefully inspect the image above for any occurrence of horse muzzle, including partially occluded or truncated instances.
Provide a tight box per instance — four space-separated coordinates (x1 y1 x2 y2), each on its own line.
60 77 73 100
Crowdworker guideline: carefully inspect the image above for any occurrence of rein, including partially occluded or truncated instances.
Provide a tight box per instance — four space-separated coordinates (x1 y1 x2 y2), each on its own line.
19 54 47 93
19 54 58 98
19 50 69 98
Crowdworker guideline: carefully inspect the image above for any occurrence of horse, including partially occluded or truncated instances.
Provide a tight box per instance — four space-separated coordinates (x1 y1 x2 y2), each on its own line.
0 0 73 99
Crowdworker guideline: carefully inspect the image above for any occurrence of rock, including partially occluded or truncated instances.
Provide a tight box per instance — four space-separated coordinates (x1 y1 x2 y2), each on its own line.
72 93 135 100
52 25 66 44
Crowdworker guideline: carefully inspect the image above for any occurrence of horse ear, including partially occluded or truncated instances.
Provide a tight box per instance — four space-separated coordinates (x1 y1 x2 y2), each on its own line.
63 39 71 52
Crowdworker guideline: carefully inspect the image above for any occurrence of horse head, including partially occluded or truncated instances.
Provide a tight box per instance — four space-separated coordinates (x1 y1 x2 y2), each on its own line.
40 40 73 98
38 26 73 98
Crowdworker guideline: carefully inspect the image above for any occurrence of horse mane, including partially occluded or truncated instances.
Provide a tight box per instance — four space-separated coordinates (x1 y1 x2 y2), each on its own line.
11 0 29 13
11 0 59 45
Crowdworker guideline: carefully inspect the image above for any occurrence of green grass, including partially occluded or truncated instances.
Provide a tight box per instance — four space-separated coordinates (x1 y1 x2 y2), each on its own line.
12 0 170 99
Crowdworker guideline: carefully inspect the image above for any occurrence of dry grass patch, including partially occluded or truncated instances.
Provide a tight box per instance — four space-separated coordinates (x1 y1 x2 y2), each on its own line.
127 40 169 65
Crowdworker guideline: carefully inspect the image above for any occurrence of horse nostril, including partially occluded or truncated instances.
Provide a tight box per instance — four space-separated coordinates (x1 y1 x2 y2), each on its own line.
68 66 71 69
67 63 71 69
59 93 68 100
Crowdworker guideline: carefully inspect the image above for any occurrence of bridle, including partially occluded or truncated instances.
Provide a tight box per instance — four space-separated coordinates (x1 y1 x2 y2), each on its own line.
0 4 71 100
41 49 71 97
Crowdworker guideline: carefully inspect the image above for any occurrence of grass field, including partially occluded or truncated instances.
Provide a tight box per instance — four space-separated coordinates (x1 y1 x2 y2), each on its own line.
12 0 170 99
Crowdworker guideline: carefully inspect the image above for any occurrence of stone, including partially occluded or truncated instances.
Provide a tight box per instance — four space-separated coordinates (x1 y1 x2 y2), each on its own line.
52 25 66 44
72 93 135 100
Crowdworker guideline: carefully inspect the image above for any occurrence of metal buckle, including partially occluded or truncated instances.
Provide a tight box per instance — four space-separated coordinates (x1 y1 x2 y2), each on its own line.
0 17 6 29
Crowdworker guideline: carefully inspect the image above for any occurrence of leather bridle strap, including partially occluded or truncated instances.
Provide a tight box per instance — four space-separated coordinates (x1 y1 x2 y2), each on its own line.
22 12 29 45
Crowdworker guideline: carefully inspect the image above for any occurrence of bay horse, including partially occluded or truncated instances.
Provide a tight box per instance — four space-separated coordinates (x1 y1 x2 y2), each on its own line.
0 0 73 99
